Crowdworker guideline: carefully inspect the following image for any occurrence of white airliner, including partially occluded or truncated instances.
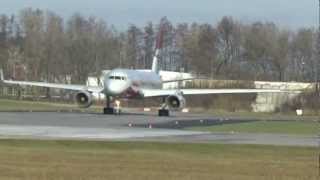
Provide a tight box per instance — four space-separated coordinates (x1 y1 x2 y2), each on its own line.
0 29 283 116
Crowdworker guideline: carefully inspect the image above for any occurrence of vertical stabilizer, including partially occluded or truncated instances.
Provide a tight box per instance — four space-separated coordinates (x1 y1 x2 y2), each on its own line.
152 25 164 74
151 49 160 74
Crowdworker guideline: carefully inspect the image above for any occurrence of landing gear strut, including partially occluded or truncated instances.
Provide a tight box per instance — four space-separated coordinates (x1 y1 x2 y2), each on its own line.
104 95 114 115
158 97 170 117
158 109 169 117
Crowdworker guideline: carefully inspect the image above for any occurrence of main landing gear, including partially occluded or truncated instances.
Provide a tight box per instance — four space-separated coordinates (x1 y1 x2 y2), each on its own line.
103 96 170 116
104 95 115 115
158 97 170 117
158 109 169 117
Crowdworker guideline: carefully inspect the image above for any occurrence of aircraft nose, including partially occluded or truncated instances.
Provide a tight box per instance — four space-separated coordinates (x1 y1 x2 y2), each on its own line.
105 81 127 95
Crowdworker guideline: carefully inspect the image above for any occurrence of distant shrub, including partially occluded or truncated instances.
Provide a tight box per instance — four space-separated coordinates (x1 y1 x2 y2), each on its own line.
281 88 320 114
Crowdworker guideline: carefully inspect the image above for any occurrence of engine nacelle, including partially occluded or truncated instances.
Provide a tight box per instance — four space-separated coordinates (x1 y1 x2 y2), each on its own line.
75 91 93 108
166 94 186 110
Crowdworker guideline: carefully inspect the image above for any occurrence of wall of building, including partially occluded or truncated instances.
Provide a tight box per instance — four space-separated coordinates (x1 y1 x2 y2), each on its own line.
253 81 314 112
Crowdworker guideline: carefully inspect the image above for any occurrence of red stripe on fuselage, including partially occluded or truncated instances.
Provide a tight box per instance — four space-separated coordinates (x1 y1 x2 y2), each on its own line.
119 85 142 99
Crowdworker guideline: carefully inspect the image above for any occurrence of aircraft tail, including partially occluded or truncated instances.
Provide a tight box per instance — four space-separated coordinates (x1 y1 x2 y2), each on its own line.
151 26 164 74
151 50 160 74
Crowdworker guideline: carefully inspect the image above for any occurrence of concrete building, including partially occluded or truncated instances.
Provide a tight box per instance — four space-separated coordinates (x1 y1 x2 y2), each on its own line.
253 81 313 112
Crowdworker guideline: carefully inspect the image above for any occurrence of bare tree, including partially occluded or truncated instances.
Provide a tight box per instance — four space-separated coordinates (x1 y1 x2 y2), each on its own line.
19 8 45 81
290 28 314 82
271 30 290 81
216 17 241 77
42 11 65 82
66 14 96 83
175 23 189 71
0 9 319 86
143 22 155 69
125 24 143 69
0 15 10 69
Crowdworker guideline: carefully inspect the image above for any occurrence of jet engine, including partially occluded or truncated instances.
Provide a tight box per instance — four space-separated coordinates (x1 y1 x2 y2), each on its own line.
75 91 93 108
166 94 186 109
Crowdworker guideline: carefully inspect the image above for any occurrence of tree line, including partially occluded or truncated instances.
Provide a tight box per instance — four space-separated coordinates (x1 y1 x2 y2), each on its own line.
0 8 319 84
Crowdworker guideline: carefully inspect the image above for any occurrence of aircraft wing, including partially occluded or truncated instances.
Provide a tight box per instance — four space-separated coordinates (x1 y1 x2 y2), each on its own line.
0 69 103 93
142 89 285 97
1 79 103 93
162 78 199 83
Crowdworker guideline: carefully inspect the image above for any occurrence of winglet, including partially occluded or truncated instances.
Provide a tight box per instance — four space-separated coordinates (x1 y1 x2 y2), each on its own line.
0 69 4 81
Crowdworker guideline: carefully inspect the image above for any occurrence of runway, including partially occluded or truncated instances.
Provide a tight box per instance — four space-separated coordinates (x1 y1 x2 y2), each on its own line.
0 112 317 147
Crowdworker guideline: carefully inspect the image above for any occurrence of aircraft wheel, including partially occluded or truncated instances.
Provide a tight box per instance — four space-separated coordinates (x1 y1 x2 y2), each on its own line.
104 107 115 115
158 109 170 117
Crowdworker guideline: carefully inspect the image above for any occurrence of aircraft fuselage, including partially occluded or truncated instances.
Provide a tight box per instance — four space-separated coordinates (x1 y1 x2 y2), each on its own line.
103 69 162 98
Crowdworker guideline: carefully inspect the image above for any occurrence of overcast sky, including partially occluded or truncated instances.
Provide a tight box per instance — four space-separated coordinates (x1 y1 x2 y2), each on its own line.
1 0 318 29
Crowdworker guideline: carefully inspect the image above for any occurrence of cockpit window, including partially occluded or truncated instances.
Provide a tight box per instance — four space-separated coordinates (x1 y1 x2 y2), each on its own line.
109 76 126 81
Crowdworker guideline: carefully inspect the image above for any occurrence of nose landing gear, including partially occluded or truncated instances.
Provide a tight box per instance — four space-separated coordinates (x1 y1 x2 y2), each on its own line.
104 95 115 115
103 96 122 115
104 107 115 114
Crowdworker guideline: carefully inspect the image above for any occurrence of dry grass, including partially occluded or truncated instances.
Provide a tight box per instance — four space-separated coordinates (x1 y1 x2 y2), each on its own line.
0 140 317 180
